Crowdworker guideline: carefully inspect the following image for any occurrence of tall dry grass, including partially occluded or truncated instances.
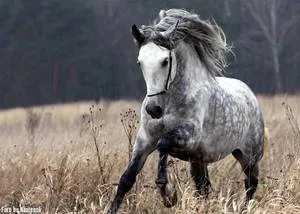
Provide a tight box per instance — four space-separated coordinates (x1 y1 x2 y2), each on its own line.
0 96 299 213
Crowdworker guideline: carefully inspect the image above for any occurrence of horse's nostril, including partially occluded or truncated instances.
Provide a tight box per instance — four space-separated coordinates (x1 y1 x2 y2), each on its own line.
146 105 163 119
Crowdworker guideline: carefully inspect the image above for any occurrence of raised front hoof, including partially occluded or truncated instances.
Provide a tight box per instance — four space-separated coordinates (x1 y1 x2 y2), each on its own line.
162 189 178 208
194 189 210 199
160 180 178 208
194 182 211 199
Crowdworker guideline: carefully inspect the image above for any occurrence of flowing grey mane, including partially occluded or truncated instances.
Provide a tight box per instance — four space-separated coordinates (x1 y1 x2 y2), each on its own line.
140 9 230 76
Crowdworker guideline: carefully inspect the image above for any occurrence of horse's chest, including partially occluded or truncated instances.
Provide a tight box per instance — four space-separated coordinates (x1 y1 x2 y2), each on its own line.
147 109 188 131
147 119 166 136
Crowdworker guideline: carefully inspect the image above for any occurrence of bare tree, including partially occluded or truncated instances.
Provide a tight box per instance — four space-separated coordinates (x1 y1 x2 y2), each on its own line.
240 0 300 93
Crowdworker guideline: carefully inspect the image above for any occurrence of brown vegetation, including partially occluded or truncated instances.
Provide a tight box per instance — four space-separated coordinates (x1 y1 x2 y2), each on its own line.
0 96 299 213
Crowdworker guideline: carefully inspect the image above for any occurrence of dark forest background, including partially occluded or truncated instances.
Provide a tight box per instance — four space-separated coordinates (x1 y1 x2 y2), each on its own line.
0 0 299 109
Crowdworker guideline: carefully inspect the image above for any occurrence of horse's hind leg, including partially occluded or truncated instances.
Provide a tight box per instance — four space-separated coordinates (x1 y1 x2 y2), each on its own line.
243 164 259 200
156 152 177 208
232 149 259 200
190 160 211 197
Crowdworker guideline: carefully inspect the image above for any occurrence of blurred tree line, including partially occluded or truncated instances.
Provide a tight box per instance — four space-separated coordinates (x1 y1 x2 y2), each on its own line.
0 0 299 108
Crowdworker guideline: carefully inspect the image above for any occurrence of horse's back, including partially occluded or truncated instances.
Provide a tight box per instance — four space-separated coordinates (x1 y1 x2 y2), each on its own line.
216 77 258 105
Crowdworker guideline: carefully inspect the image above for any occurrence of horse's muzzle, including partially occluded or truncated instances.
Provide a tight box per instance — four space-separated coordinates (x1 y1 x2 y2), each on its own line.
146 104 163 119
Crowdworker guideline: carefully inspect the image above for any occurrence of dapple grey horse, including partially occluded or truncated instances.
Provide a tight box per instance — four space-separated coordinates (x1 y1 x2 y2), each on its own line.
109 9 264 213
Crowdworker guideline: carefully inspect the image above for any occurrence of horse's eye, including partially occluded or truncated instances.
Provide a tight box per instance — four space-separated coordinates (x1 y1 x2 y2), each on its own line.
137 60 141 66
161 58 169 67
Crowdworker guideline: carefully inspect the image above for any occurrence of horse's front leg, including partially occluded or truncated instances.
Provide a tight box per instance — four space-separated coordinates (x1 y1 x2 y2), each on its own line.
108 136 154 214
156 152 168 187
155 124 194 207
155 152 177 207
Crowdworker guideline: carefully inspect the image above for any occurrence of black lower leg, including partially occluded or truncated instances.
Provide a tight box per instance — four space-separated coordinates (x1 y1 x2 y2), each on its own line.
156 152 168 188
243 165 259 200
232 150 259 201
190 160 211 196
109 154 145 214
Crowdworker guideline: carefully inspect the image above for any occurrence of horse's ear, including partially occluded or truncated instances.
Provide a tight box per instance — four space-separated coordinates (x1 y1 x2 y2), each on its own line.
131 24 145 45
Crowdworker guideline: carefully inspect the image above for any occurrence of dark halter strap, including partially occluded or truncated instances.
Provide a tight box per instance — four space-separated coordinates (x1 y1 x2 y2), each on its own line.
147 51 173 97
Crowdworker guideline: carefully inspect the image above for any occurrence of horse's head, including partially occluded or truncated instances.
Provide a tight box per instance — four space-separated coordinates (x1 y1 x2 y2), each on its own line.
131 22 179 119
131 9 230 119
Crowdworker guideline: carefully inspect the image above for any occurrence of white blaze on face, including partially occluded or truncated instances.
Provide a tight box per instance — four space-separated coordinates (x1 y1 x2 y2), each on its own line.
138 42 175 95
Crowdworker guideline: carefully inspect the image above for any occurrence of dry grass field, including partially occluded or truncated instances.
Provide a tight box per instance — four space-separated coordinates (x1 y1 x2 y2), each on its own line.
0 96 299 213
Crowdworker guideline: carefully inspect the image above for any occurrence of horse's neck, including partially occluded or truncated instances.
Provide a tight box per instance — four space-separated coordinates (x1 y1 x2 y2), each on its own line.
170 43 215 102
